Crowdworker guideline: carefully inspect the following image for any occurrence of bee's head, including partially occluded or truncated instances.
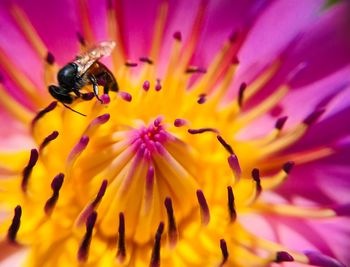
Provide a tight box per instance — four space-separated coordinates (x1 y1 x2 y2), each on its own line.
57 63 78 89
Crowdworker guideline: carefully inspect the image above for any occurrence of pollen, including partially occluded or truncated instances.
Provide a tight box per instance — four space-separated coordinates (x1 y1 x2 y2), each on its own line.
0 1 346 267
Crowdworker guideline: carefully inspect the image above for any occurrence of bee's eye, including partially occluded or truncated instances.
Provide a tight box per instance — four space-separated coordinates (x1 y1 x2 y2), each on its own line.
57 63 78 88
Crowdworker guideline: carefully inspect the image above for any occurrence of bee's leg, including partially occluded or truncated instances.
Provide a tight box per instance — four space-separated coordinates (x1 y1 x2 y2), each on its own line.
88 75 103 103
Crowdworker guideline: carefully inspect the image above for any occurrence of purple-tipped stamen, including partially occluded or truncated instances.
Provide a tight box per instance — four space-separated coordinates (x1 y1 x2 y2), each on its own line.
188 128 218 134
303 108 326 125
238 82 246 108
76 32 86 46
155 79 162 91
227 186 236 222
39 131 59 151
44 173 64 214
275 116 288 130
196 190 210 225
21 149 39 192
101 94 110 104
125 61 138 67
68 136 89 163
227 154 242 179
7 205 22 243
46 52 55 65
31 101 57 127
117 212 126 261
186 67 207 74
164 197 177 246
217 135 234 155
173 31 182 41
275 251 294 262
282 161 295 174
143 80 150 91
174 118 187 127
219 239 229 266
78 211 97 262
197 93 207 104
252 168 262 199
150 222 164 267
139 57 153 65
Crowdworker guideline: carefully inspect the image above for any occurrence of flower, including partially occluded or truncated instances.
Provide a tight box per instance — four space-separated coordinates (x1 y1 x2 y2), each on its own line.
0 0 350 266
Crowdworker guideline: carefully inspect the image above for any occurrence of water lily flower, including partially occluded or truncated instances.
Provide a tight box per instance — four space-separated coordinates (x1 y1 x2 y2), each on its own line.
0 0 349 266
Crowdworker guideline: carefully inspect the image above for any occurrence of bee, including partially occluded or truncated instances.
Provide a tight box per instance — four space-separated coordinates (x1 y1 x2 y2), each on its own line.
48 41 118 116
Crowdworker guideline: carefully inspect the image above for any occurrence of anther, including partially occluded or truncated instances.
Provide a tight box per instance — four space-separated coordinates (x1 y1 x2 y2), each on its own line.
150 222 164 267
238 82 246 108
282 161 295 174
7 205 22 243
118 91 132 102
173 31 182 41
78 211 97 262
196 190 210 225
303 108 326 125
21 149 39 192
227 154 242 179
197 93 207 104
164 197 177 246
274 251 294 263
143 80 150 91
39 131 59 151
188 128 218 134
44 173 64 214
252 168 262 199
186 66 207 74
76 31 86 46
219 239 229 266
125 61 138 67
101 94 110 104
275 116 288 130
67 136 89 165
174 118 187 127
155 79 162 91
46 52 55 65
227 186 236 222
31 101 57 127
304 251 345 267
139 57 153 65
217 135 234 155
117 212 126 262
76 180 108 226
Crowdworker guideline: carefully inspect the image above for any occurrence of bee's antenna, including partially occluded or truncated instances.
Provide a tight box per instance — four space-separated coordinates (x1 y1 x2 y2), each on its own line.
62 103 87 117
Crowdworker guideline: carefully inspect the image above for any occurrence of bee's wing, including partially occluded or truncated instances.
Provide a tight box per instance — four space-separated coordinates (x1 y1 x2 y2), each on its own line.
75 41 116 77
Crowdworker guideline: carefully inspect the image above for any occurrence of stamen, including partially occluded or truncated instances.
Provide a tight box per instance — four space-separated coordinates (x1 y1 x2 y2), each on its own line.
227 154 242 180
174 119 187 127
39 131 59 151
219 239 229 266
188 128 218 134
46 52 55 65
282 161 295 174
197 94 207 104
155 79 162 91
238 82 247 108
118 91 132 102
304 251 345 267
274 251 294 263
31 101 57 127
101 94 111 104
275 116 288 130
21 149 39 192
76 32 86 47
143 80 150 91
252 168 262 201
227 186 236 222
303 108 326 125
150 222 164 267
67 136 89 170
117 212 126 262
140 57 153 65
164 197 177 247
186 66 207 74
76 180 107 226
78 211 97 262
144 166 155 211
217 135 234 155
125 61 138 67
44 173 64 214
196 190 210 225
7 205 22 243
173 31 182 41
